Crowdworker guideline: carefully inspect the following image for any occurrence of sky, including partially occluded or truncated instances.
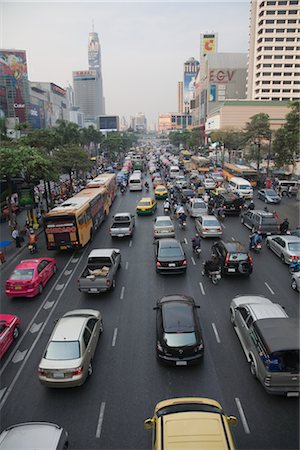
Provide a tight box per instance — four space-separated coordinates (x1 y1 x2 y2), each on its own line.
1 1 251 128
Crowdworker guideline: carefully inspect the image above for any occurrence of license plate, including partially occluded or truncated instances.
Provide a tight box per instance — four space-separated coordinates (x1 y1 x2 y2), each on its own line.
176 361 187 366
287 392 299 397
15 286 22 290
228 268 236 273
169 263 176 267
60 246 67 250
89 288 98 293
118 234 123 237
53 372 64 379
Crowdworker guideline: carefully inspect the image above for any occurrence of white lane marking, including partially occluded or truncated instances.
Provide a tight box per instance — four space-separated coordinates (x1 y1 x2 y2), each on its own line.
120 286 125 300
129 240 133 247
265 282 275 295
191 257 196 265
212 323 221 343
235 397 250 434
64 269 72 276
112 328 118 347
125 261 129 270
29 322 43 334
0 251 87 409
71 258 79 263
221 222 226 229
96 402 106 438
44 300 55 310
0 388 7 402
12 349 28 364
199 282 205 295
231 236 235 241
184 238 188 244
55 283 64 291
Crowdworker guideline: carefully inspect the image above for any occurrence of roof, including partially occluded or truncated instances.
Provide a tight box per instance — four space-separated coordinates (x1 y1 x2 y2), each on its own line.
254 318 300 353
222 241 246 253
0 422 63 449
88 249 119 258
49 196 89 213
52 316 86 341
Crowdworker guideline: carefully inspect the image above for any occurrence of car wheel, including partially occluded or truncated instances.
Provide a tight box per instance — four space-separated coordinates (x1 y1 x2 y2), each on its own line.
280 254 286 263
88 360 93 377
13 326 19 340
39 284 43 295
250 359 257 378
291 279 298 291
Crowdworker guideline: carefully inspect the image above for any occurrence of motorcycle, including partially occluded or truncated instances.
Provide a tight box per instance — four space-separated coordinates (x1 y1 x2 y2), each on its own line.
28 243 37 254
250 242 262 253
289 260 300 273
202 264 222 284
164 206 170 215
193 246 201 259
179 219 187 230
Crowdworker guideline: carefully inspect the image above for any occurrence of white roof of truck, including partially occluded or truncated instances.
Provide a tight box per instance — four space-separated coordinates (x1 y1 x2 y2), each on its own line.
88 249 120 258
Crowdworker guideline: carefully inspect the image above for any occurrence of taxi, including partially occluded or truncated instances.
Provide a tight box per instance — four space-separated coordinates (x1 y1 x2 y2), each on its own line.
154 185 168 199
136 197 157 215
211 186 227 198
144 397 237 450
0 314 21 359
5 258 57 298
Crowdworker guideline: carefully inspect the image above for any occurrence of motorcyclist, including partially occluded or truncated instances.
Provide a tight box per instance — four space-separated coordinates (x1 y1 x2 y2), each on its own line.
163 199 170 213
280 218 289 234
202 254 221 276
176 204 185 218
217 205 225 219
247 200 255 210
144 181 149 192
178 211 187 226
28 230 38 251
249 231 263 249
192 233 201 251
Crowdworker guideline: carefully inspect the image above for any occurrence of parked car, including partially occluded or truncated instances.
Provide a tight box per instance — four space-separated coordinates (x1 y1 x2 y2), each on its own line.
153 295 203 365
203 178 216 190
195 214 222 238
211 240 253 276
214 192 244 216
136 197 157 215
230 295 299 395
154 238 186 274
0 422 69 450
240 210 280 235
38 309 102 388
291 271 300 291
153 216 175 238
257 188 281 204
144 397 237 450
266 235 300 264
178 188 195 204
5 258 57 299
186 198 207 217
154 185 168 199
0 314 21 359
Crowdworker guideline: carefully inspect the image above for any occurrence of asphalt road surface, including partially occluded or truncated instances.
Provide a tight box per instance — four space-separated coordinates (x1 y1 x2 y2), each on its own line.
0 182 299 450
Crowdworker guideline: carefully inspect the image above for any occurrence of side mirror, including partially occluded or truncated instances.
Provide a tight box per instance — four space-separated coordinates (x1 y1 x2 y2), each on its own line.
227 416 237 426
195 305 200 309
153 306 158 310
144 418 154 430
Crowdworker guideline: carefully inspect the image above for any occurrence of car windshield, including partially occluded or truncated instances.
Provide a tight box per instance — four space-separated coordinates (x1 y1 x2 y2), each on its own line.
159 246 182 257
194 203 206 209
138 201 150 207
265 190 277 195
156 187 165 192
261 218 277 225
45 341 80 360
288 242 300 251
240 185 250 190
11 269 34 280
164 332 196 347
156 220 172 227
203 220 219 226
229 253 248 262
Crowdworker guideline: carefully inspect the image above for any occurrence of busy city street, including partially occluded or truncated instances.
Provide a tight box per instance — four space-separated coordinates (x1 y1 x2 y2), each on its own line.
0 167 299 449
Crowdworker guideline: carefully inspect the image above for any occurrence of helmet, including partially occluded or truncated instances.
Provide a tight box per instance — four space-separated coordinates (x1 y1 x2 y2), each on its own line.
195 233 199 237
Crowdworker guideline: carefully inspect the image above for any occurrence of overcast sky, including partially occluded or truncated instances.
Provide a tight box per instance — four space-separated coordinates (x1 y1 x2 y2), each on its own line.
1 1 250 128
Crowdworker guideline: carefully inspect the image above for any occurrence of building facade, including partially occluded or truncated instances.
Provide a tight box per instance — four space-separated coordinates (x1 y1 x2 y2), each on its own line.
131 112 147 132
183 57 200 114
247 0 300 101
88 31 105 115
158 113 192 133
73 70 102 123
177 81 183 113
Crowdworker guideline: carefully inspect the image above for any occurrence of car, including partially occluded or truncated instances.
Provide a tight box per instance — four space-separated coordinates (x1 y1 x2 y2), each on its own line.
38 309 102 388
291 271 300 291
291 228 300 238
266 235 300 264
186 198 207 217
230 295 299 395
144 397 237 450
153 216 175 238
136 197 157 215
215 192 244 215
152 177 164 189
202 177 216 190
0 314 21 359
5 258 57 299
257 188 281 204
174 175 188 189
212 240 253 276
178 188 195 203
0 422 69 450
195 214 223 238
240 210 280 235
154 238 187 274
154 184 168 199
153 295 203 365
211 173 224 183
151 171 160 180
210 186 227 198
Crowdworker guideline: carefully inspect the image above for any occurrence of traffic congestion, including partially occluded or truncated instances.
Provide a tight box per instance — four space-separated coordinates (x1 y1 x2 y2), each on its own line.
0 144 299 450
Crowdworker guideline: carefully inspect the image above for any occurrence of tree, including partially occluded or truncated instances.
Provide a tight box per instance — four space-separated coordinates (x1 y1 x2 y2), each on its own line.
54 119 81 146
20 128 58 153
243 113 271 174
273 101 299 169
210 128 245 163
80 126 104 155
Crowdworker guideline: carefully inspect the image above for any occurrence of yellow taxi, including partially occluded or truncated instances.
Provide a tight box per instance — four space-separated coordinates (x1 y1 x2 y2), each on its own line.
144 397 237 450
154 185 168 200
211 186 227 198
136 197 157 215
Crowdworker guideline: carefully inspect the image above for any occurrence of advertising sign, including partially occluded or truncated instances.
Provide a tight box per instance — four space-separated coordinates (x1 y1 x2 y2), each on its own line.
29 104 41 129
210 85 216 102
201 34 217 58
19 186 34 208
184 72 196 104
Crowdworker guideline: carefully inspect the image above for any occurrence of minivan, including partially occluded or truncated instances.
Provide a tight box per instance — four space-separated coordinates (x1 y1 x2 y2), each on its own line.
277 180 299 196
228 177 253 199
129 173 142 191
169 165 180 179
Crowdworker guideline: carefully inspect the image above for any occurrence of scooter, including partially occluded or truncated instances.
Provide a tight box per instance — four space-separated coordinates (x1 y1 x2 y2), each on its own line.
193 246 201 259
179 219 187 230
209 270 222 285
289 260 300 273
28 243 37 254
250 242 262 253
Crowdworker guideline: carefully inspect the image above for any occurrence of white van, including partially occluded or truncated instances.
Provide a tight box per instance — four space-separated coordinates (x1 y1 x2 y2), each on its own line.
228 177 253 199
129 173 143 191
169 165 180 179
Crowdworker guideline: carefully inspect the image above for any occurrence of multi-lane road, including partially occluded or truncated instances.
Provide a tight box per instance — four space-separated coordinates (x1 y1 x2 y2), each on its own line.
0 182 299 450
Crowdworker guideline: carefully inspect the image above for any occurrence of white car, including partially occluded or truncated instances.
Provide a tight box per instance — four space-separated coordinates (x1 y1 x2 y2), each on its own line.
291 271 300 291
266 235 300 264
186 198 207 217
203 178 216 190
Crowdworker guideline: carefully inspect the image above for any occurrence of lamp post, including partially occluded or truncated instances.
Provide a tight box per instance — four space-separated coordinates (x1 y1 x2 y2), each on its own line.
266 132 272 179
255 139 261 178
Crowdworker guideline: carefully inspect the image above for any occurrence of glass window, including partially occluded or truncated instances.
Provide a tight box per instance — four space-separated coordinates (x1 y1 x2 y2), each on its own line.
276 28 285 32
278 9 287 13
83 327 91 347
266 19 275 23
288 19 297 23
275 46 284 50
278 0 287 3
45 341 80 360
263 72 272 75
87 318 98 333
266 10 275 14
288 9 298 13
264 37 273 41
286 46 294 50
164 332 196 347
277 19 286 23
264 46 273 50
287 28 296 32
274 55 283 58
11 269 34 280
265 28 274 32
286 37 296 41
275 37 284 41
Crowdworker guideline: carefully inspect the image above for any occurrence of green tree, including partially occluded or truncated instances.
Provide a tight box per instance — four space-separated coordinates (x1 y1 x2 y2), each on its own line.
210 128 245 163
80 126 104 155
20 128 58 153
273 101 299 169
243 113 271 173
54 119 81 146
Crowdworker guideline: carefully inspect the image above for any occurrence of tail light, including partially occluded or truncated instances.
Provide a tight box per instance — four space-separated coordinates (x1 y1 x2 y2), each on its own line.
156 262 161 267
249 255 253 265
72 366 84 376
38 368 45 376
290 255 299 260
217 227 222 231
225 254 229 266
182 260 187 265
203 227 209 231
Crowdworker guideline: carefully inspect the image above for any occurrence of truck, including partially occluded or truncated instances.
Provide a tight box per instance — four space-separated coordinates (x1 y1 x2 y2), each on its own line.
109 213 135 238
78 249 121 293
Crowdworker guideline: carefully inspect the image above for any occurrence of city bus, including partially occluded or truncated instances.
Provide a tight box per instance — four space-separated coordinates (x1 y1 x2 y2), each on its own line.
191 156 210 174
85 173 117 209
44 188 106 250
223 163 258 187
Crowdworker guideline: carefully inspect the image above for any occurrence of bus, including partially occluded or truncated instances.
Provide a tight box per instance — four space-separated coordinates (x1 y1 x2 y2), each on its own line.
44 188 106 250
191 156 210 174
85 173 117 209
223 163 258 187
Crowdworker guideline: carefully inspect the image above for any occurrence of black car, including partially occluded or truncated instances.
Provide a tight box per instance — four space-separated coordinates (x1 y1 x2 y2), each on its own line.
154 238 187 274
240 210 280 235
178 188 196 204
153 295 204 365
211 240 253 276
214 192 244 216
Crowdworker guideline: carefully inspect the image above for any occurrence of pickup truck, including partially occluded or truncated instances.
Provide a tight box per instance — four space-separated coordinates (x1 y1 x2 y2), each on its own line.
109 213 135 238
78 249 121 293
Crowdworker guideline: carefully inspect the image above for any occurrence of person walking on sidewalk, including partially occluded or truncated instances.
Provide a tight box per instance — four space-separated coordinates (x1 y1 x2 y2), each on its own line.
12 227 22 248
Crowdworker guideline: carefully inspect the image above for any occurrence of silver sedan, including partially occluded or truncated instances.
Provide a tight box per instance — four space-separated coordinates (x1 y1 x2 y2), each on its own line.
266 235 300 264
195 214 223 238
153 216 175 238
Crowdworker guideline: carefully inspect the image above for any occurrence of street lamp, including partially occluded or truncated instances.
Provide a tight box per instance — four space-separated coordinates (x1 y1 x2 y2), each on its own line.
266 132 272 179
255 138 261 178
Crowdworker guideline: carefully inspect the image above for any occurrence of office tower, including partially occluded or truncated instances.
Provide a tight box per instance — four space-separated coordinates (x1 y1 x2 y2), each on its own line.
73 70 102 123
131 113 147 132
247 0 299 101
178 81 183 113
88 30 105 114
183 57 200 114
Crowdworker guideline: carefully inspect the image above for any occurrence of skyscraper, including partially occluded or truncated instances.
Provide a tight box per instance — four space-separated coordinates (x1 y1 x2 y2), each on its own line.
247 0 299 101
183 57 200 114
88 30 105 114
177 81 183 113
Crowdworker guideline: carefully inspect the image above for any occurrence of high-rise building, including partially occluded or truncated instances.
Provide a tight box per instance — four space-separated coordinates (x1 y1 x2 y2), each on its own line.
73 70 102 123
177 81 183 113
247 0 299 101
183 57 200 114
88 30 105 114
131 112 147 132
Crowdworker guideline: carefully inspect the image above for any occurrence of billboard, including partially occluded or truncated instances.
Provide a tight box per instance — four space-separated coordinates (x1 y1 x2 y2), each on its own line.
201 33 217 58
0 50 29 123
184 72 196 104
29 104 41 129
98 115 119 131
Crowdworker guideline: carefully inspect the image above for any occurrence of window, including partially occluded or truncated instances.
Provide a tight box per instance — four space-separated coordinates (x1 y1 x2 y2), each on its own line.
266 19 275 23
283 89 291 92
87 318 98 334
284 64 293 67
286 55 294 58
276 28 285 32
272 89 280 92
264 46 273 50
287 28 296 32
265 28 274 32
288 19 297 23
273 72 282 75
265 37 273 41
288 9 298 13
266 10 275 15
275 46 284 50
277 19 286 23
283 80 292 83
264 55 272 59
286 37 296 41
83 327 91 347
263 72 272 75
263 63 272 67
274 64 283 67
278 0 287 3
239 307 250 323
278 9 287 14
275 37 284 41
262 89 271 92
266 0 276 4
262 80 270 84
286 46 294 50
272 80 282 84
284 72 292 75
289 0 299 4
274 55 283 58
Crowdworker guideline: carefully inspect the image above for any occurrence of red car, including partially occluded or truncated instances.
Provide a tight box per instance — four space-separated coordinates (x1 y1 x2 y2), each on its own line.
0 314 21 359
5 258 57 299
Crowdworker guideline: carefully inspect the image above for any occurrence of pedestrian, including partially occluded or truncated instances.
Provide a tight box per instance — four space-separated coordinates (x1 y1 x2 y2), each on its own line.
12 227 22 248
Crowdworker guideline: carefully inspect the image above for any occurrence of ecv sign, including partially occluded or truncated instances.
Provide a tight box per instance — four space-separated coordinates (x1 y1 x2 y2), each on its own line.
209 70 235 84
